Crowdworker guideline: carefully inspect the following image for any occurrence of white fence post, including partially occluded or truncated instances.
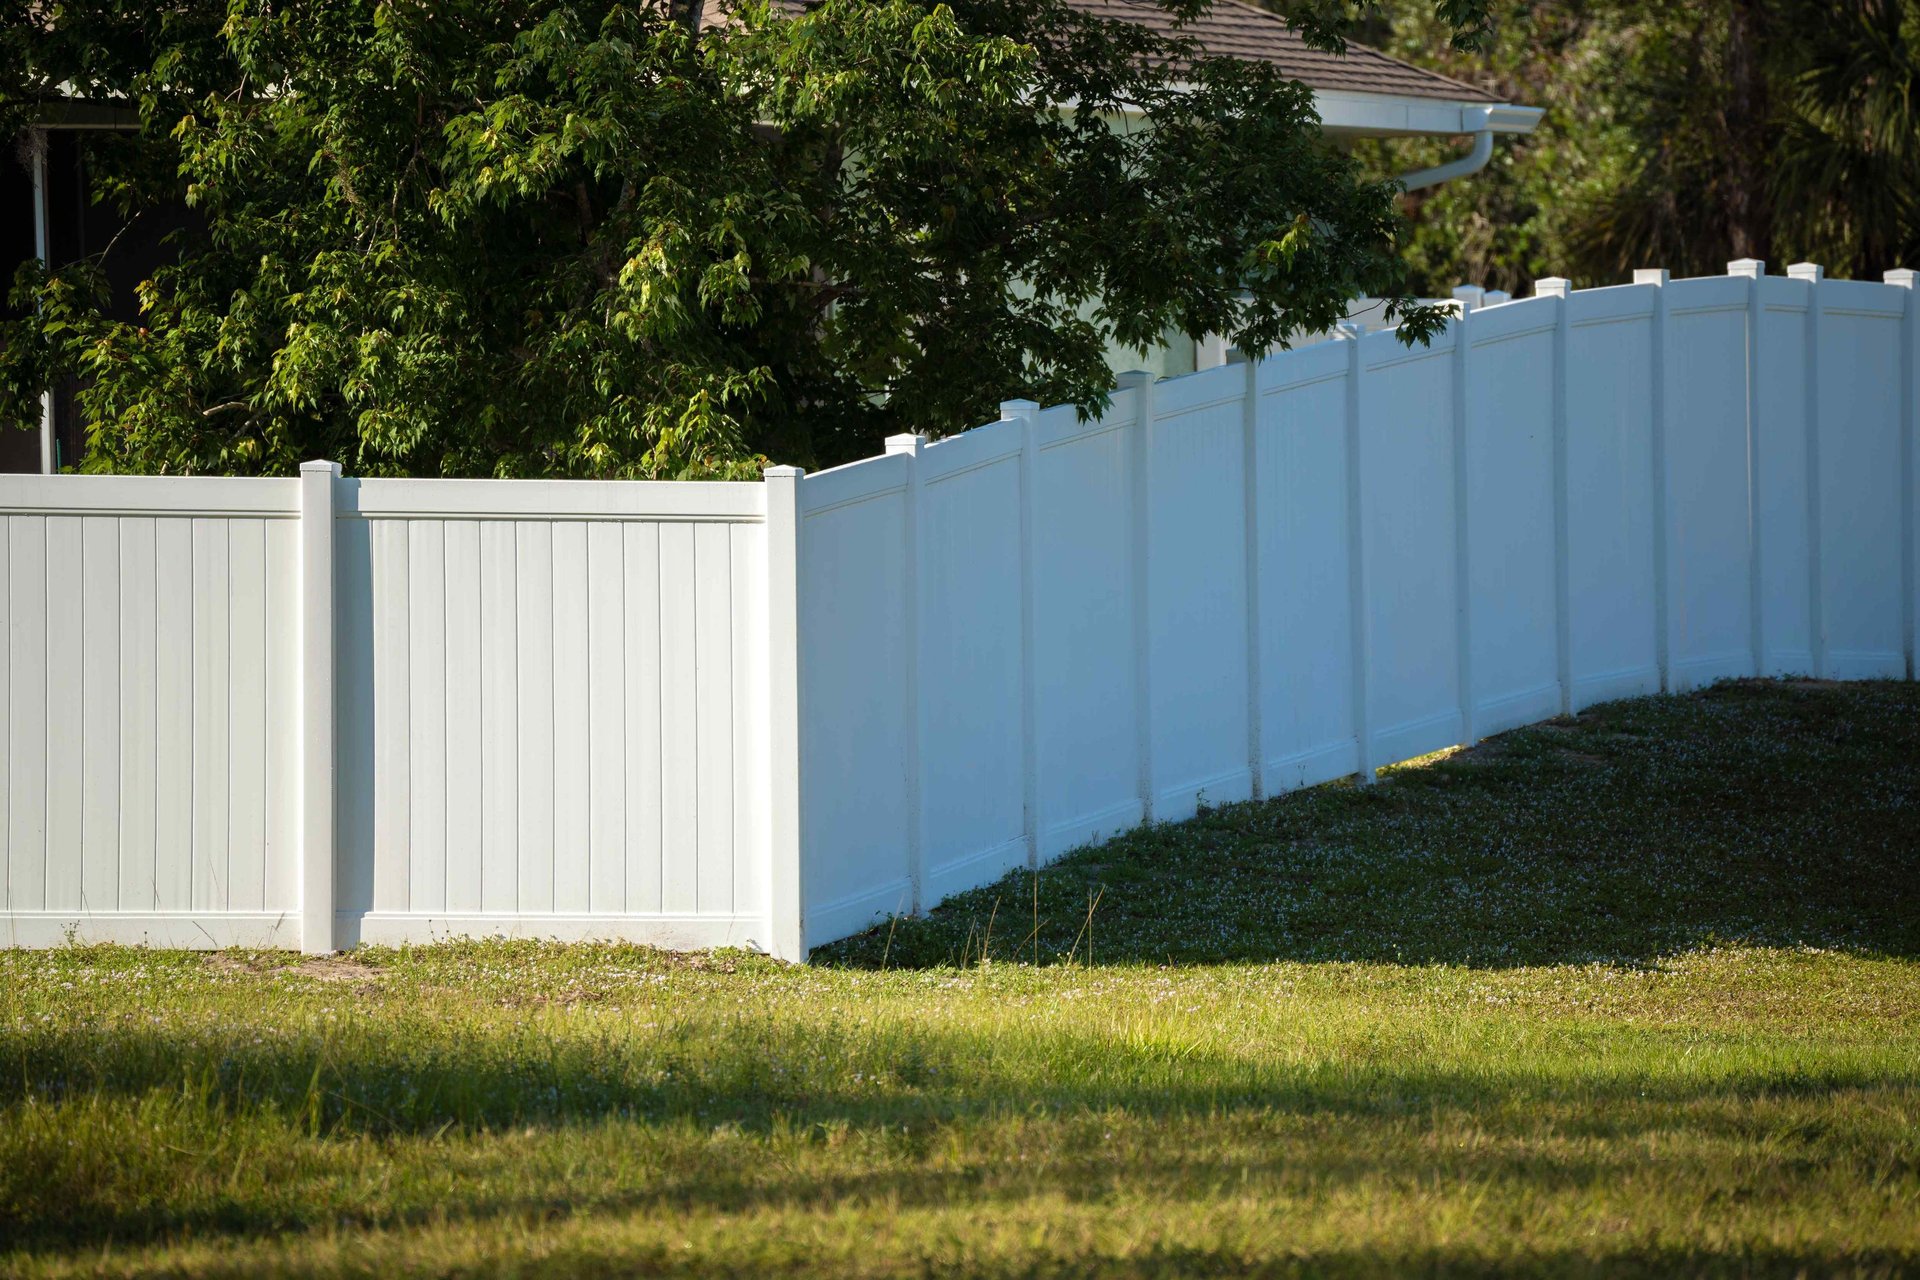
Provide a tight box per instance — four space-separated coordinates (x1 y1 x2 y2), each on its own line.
1450 304 1476 745
1889 268 1918 679
1635 268 1674 690
1537 277 1574 713
884 433 928 911
763 465 808 961
1001 399 1043 867
1338 324 1375 783
1789 262 1827 677
1118 370 1158 818
1729 258 1768 674
1241 359 1267 797
298 460 341 955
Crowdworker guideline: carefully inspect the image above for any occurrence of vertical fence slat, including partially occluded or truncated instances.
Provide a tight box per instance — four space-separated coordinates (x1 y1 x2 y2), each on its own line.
1339 325 1376 783
1241 361 1268 796
693 522 735 917
764 465 807 961
117 518 156 913
153 518 192 912
514 520 556 914
585 520 626 914
297 461 339 953
550 521 591 914
371 519 411 913
884 434 926 913
80 517 119 914
623 522 664 916
1000 400 1042 870
479 520 520 915
187 518 228 909
406 519 447 914
1450 306 1476 744
265 518 301 914
1789 263 1827 677
1537 278 1575 714
227 518 267 913
8 518 46 912
1635 269 1674 690
1890 268 1919 679
442 520 484 915
1120 371 1158 817
1729 259 1768 675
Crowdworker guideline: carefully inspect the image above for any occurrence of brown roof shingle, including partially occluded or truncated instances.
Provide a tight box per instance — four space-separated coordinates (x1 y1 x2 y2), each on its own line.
700 0 1498 104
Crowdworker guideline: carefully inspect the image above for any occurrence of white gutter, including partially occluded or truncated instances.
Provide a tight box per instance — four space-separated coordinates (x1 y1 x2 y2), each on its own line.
28 128 53 474
1392 103 1543 193
1397 127 1493 192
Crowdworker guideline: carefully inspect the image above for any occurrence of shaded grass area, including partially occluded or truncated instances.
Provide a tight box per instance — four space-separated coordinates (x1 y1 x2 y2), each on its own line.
819 679 1920 968
1 680 1917 1277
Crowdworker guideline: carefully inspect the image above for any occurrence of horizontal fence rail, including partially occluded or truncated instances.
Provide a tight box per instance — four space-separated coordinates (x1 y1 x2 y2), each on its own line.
0 262 1915 957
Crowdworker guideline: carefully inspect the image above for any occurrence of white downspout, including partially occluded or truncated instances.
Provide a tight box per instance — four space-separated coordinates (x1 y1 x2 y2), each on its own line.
1396 128 1494 193
28 128 53 474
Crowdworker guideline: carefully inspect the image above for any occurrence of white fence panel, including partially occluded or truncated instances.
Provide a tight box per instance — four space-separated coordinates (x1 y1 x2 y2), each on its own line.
1462 298 1561 735
1360 328 1464 765
1564 284 1661 707
1663 275 1756 688
0 478 301 947
1147 364 1254 820
916 422 1028 904
1031 401 1144 858
1753 275 1816 675
1254 342 1360 791
795 456 914 944
333 478 769 949
1814 278 1908 678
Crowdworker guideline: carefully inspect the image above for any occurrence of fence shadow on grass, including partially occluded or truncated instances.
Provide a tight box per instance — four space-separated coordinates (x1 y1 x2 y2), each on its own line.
819 680 1920 970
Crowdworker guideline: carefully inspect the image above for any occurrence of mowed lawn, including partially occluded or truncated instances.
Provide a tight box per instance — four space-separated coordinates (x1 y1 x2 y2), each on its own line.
3 680 1918 1278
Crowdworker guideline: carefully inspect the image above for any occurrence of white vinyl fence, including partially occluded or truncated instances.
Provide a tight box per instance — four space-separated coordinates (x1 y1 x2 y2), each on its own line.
2 262 1916 958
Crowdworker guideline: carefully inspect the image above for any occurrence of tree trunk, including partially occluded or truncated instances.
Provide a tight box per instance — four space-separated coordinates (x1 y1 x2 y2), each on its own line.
1722 0 1773 262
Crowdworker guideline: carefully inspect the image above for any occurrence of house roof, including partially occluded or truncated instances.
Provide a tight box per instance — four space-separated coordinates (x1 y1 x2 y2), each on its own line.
699 0 1500 105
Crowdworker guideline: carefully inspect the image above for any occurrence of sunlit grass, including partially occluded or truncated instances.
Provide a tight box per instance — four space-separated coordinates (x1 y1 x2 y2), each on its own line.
2 680 1916 1278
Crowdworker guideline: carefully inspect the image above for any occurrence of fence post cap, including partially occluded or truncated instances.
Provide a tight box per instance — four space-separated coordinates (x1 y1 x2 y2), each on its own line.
1333 321 1365 339
1884 267 1918 287
1632 268 1670 287
1727 258 1766 278
884 433 926 455
299 460 342 476
763 464 806 480
1113 369 1155 388
1451 284 1486 309
1481 290 1511 306
1787 262 1825 282
998 398 1041 420
1533 277 1572 298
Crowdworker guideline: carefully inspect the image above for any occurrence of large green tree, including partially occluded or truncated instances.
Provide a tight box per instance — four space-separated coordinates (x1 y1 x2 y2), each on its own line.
1 0 1484 478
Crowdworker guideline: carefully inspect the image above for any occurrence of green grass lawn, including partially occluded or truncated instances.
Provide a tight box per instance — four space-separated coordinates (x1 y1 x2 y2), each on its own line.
3 679 1917 1278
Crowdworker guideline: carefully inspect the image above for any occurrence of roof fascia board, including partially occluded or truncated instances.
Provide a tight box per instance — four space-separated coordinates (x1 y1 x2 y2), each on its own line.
1313 93 1542 138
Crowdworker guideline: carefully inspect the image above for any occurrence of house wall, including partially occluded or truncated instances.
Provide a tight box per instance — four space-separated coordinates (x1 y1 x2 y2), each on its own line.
0 263 1914 957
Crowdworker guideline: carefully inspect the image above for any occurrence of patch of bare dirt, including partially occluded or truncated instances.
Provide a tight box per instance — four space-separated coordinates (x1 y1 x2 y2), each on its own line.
202 952 384 989
297 954 384 983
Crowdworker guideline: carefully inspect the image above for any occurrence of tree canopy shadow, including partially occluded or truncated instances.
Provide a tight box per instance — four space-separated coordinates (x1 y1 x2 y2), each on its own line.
4 1011 1915 1250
